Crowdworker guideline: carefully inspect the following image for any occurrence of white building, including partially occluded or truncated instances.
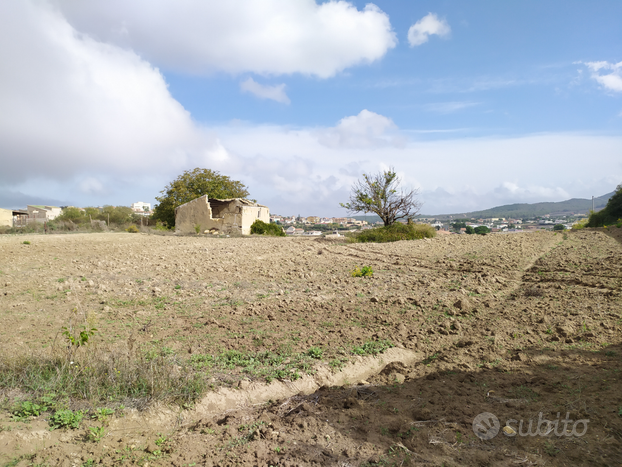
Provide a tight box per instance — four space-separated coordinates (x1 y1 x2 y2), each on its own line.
27 205 62 223
174 196 269 235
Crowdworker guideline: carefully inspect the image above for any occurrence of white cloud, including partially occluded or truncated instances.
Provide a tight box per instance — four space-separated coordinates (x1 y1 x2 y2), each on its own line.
212 126 622 215
407 13 450 47
423 101 478 113
0 0 210 188
317 110 405 149
583 60 622 92
240 78 290 104
52 0 397 78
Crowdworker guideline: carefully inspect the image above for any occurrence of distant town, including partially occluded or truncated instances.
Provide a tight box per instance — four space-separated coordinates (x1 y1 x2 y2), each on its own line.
1 201 587 235
270 212 587 236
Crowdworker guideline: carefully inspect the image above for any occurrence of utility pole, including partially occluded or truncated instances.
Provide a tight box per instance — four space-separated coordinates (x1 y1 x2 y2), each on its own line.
592 196 594 212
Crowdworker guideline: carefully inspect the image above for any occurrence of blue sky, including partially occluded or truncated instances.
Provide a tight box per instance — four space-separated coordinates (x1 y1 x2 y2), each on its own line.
1 0 621 216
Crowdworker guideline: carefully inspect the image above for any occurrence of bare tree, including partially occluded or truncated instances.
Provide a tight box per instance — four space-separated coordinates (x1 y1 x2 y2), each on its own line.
340 168 422 226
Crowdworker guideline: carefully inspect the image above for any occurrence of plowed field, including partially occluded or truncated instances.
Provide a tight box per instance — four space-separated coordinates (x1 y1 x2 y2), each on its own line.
0 228 621 466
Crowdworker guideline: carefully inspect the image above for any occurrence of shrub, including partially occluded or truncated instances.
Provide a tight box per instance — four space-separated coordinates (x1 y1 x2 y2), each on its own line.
474 226 490 235
572 219 588 230
250 220 285 237
125 225 139 233
351 265 373 277
352 222 436 243
22 240 31 245
153 221 169 231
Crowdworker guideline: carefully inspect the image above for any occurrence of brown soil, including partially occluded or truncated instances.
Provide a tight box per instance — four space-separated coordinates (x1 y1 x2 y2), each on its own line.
0 228 621 466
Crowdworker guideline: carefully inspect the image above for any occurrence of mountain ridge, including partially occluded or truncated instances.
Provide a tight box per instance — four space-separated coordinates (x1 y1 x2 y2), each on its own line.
426 191 613 220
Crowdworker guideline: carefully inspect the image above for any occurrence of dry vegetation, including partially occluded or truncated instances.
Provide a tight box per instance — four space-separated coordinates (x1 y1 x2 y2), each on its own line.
0 228 621 466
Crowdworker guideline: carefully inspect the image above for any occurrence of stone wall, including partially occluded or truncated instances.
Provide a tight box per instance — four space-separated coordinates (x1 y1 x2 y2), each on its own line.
174 196 269 235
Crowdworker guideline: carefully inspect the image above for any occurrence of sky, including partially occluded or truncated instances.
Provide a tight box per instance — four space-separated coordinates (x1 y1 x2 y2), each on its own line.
1 0 621 216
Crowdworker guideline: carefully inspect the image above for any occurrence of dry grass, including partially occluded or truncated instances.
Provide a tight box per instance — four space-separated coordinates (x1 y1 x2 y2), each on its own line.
0 342 207 411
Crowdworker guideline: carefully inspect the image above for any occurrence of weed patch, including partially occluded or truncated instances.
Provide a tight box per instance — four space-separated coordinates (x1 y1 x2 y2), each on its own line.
351 265 373 277
351 340 394 356
352 223 436 243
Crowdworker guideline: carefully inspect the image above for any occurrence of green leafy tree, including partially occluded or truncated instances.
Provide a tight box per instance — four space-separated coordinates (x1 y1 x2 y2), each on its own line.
587 183 622 227
474 226 490 235
99 206 133 225
340 167 421 226
465 226 475 235
83 207 100 219
153 168 250 227
553 224 566 231
57 207 84 223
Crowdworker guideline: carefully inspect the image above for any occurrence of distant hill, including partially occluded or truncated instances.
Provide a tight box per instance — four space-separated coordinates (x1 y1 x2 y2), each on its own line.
430 191 614 220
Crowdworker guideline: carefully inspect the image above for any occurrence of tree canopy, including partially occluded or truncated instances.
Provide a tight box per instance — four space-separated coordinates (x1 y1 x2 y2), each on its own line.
56 206 136 225
340 168 421 226
587 183 622 227
153 168 250 227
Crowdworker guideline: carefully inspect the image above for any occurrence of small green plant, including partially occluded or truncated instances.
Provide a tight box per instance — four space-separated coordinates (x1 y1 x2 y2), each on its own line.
351 265 373 277
174 284 181 290
22 240 31 245
49 409 83 430
544 441 560 457
88 425 106 442
274 446 284 454
93 407 114 422
307 347 323 359
57 278 65 283
12 401 45 419
352 340 394 356
423 353 439 365
125 225 139 233
62 326 97 348
194 224 201 234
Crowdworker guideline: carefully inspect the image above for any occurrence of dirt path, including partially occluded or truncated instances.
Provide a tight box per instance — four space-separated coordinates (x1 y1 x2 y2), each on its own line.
0 228 621 466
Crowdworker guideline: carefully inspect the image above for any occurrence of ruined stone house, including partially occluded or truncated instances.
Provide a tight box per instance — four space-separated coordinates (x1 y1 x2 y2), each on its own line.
174 196 270 235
